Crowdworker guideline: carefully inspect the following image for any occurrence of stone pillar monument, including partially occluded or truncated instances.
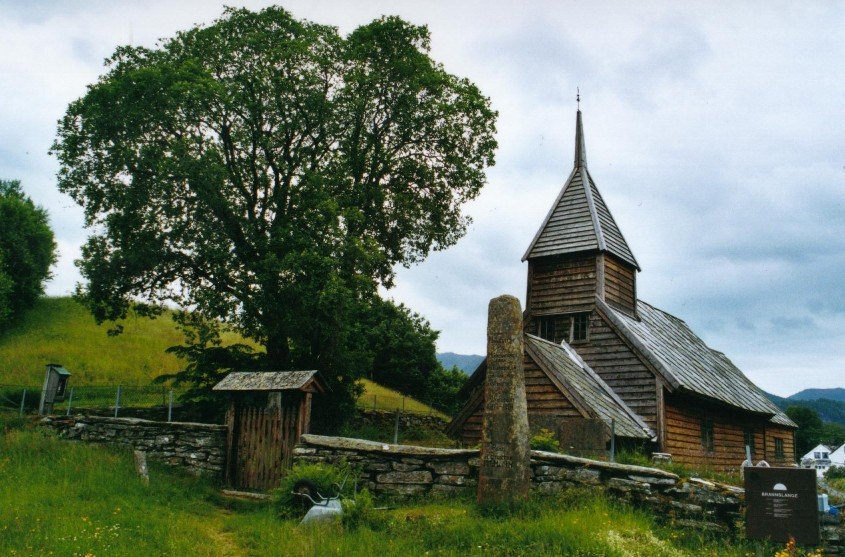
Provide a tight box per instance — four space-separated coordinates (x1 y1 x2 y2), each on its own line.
477 295 531 506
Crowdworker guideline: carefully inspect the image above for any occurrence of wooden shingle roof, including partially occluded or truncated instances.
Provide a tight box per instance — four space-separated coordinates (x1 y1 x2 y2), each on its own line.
596 298 797 428
522 110 639 269
525 335 654 440
447 334 654 440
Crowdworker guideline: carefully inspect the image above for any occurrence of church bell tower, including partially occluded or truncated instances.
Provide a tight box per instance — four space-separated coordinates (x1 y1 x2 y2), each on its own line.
523 105 640 344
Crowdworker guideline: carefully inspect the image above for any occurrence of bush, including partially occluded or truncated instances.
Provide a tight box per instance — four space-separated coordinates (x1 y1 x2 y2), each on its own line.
341 488 385 530
270 461 357 518
826 465 845 480
530 428 560 452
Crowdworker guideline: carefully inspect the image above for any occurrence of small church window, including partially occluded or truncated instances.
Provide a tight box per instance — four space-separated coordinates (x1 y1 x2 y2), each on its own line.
744 428 755 456
774 438 785 459
537 317 556 342
572 313 589 342
700 418 714 452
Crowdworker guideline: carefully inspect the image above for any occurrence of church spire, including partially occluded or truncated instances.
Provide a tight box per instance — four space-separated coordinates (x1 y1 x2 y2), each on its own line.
522 98 640 271
574 91 587 168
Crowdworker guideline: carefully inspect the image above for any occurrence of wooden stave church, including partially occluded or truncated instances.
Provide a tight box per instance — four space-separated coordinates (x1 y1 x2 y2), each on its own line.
447 108 797 470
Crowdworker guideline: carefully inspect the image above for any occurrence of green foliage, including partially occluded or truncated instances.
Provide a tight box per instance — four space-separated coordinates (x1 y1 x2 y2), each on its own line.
787 405 825 456
339 418 456 448
52 6 496 429
770 393 845 428
341 489 384 530
786 405 845 456
156 310 262 419
2 424 776 556
0 179 56 331
361 297 466 413
826 465 845 481
356 379 449 418
0 419 225 556
530 428 560 453
820 421 845 448
0 411 28 433
271 461 355 518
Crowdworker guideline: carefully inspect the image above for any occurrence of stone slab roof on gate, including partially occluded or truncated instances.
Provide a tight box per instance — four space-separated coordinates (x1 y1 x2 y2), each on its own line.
212 370 323 392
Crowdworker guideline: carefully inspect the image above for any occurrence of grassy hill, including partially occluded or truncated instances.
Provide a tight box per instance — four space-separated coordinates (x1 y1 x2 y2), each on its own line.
0 297 440 416
0 297 252 385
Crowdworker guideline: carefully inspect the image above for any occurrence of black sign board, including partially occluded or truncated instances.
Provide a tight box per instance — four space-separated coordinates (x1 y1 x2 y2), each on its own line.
745 467 819 545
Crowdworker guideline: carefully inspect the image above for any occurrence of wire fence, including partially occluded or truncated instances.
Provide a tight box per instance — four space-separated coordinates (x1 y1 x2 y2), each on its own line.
356 393 453 419
1 382 457 423
0 384 188 421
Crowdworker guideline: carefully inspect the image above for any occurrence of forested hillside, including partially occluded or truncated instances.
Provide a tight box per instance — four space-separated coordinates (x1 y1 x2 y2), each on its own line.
436 352 483 375
790 388 845 403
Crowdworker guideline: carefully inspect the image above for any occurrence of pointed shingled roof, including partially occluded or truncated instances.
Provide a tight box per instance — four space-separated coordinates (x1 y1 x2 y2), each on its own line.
522 109 640 270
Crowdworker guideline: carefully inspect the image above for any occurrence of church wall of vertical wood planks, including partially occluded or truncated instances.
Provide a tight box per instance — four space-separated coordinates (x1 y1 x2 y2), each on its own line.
448 105 797 471
213 370 325 491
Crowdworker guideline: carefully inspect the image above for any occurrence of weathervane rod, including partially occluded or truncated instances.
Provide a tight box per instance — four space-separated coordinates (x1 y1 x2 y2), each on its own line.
576 87 580 110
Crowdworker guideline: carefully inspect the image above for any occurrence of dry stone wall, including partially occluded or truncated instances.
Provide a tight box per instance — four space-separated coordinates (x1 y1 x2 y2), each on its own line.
34 420 844 552
40 415 226 476
296 434 741 533
296 435 845 549
351 409 448 434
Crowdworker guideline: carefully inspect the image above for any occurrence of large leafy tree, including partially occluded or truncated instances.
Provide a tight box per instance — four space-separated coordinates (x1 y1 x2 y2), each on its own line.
52 7 496 418
361 297 466 413
787 405 824 456
0 180 57 330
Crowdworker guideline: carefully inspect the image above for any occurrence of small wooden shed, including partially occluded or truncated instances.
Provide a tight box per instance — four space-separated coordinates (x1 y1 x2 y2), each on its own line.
213 370 326 491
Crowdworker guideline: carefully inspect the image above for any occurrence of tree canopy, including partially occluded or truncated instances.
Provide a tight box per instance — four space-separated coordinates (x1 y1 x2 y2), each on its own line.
52 6 495 421
0 180 57 330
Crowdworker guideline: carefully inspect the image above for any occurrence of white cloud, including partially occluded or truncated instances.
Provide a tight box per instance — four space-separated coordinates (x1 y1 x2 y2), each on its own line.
2 1 844 396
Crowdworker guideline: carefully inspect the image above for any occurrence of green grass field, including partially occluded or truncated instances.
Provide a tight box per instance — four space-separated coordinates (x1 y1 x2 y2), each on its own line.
0 297 253 385
1 415 779 557
0 297 442 416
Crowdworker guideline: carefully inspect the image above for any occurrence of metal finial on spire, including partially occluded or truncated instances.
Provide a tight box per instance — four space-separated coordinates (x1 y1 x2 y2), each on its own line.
574 97 586 168
576 88 580 110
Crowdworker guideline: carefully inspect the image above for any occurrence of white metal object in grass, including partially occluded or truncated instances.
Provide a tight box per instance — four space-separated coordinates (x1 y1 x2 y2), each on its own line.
296 472 357 525
300 498 344 524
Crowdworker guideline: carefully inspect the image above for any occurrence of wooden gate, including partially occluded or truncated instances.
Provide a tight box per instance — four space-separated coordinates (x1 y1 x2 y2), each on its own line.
214 370 325 492
229 398 301 491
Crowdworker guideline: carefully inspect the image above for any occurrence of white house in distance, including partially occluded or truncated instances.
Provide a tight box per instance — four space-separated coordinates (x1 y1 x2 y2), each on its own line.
801 443 845 477
832 444 845 469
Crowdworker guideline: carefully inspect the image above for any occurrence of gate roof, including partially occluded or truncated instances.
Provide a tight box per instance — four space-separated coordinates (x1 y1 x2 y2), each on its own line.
213 370 325 393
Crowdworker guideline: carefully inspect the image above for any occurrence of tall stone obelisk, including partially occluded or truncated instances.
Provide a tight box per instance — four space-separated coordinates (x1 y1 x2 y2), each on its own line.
477 295 531 505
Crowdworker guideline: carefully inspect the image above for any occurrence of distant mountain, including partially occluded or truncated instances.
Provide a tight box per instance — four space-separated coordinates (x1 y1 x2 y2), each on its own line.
437 352 483 375
764 391 845 427
789 388 845 403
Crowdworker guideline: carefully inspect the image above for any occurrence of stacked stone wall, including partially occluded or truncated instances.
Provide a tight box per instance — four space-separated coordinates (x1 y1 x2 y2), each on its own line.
296 434 845 541
350 409 448 433
40 415 226 476
34 421 844 552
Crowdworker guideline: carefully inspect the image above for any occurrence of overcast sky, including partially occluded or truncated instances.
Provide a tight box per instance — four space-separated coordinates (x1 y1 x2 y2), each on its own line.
1 1 843 396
